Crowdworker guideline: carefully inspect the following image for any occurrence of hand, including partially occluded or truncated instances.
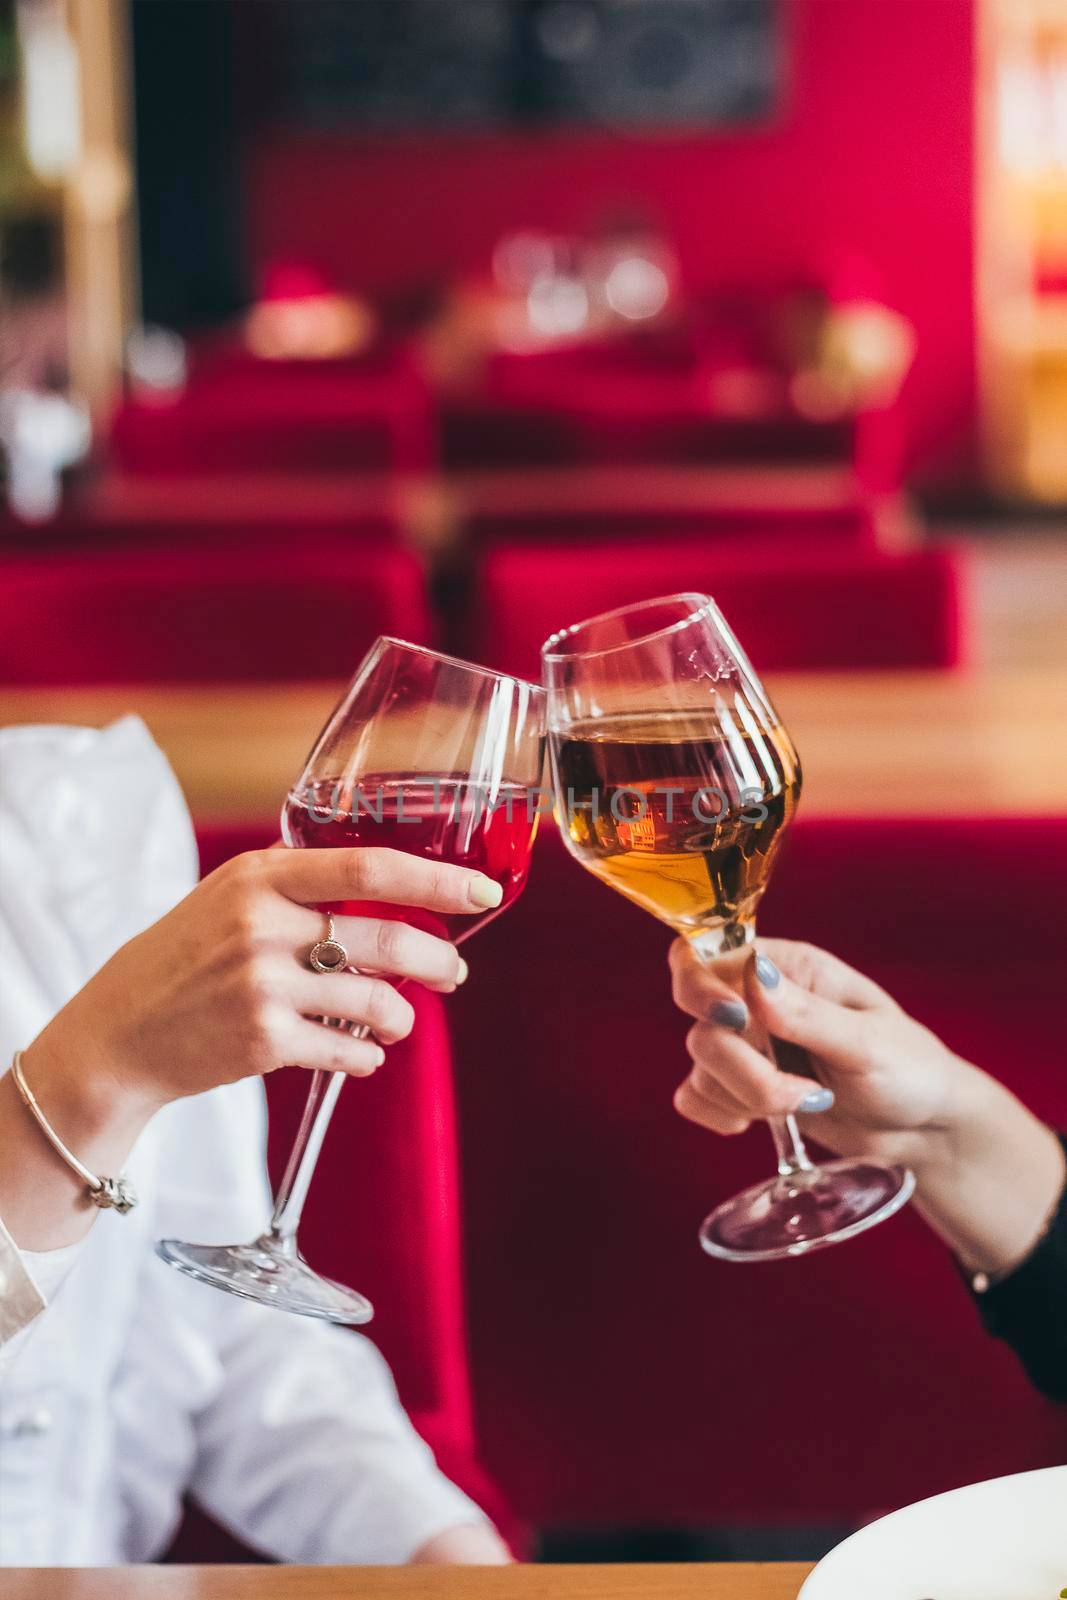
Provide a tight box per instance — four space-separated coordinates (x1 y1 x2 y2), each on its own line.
411 1523 512 1564
24 846 500 1118
669 937 1066 1276
5 847 504 1250
670 937 967 1172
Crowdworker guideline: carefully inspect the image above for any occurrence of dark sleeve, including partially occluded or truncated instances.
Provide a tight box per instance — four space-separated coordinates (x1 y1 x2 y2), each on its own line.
972 1134 1067 1402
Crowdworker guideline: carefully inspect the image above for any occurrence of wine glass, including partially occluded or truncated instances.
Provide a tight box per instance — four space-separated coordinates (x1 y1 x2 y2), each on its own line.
158 639 546 1321
542 594 914 1261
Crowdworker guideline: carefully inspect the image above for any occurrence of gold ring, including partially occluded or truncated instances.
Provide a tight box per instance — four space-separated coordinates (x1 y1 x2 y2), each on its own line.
309 912 349 974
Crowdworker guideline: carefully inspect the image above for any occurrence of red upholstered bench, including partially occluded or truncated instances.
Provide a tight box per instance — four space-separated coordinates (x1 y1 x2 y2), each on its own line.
446 819 1067 1531
471 542 968 680
0 542 431 684
442 342 858 472
112 344 434 477
467 501 876 551
194 817 1067 1537
0 476 404 552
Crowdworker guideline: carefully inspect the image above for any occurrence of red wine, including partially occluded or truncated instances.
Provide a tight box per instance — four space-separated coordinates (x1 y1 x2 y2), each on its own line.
282 773 538 944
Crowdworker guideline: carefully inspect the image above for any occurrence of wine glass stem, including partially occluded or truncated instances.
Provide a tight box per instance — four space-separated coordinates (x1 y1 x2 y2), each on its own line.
769 1112 815 1178
268 1068 347 1247
692 920 815 1182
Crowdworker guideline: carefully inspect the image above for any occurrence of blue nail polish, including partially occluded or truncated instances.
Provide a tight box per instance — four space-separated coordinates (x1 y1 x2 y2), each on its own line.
755 954 781 989
710 998 748 1031
798 1087 834 1113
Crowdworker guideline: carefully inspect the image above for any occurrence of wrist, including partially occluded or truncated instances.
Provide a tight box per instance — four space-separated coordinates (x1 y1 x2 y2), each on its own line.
21 1023 163 1153
905 1055 995 1182
911 1057 1065 1277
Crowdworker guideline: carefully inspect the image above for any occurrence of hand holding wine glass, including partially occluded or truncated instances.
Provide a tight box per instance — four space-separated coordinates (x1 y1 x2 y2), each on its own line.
542 594 914 1260
670 936 961 1152
672 935 1067 1286
6 843 494 1255
158 639 545 1322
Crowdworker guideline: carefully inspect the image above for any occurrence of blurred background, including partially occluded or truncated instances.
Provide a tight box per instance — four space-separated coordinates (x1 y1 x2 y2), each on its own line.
2 0 1066 1570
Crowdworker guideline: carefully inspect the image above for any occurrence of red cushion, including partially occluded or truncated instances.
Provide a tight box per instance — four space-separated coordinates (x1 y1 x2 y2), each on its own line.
112 346 433 476
263 988 471 1430
0 476 404 551
468 502 875 550
473 543 967 678
0 543 431 684
443 335 858 471
444 399 853 472
448 820 1067 1526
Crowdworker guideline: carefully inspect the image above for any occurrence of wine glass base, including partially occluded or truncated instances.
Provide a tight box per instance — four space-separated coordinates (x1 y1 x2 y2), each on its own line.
698 1158 915 1263
155 1234 374 1324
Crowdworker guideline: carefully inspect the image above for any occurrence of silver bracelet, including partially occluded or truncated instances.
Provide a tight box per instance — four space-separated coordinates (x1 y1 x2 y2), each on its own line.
10 1050 138 1213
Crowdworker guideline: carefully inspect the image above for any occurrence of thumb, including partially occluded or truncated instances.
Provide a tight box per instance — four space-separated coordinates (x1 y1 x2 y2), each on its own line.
743 949 872 1075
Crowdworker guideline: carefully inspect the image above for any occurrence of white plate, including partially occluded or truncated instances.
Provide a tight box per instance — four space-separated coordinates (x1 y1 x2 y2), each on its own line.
799 1467 1067 1600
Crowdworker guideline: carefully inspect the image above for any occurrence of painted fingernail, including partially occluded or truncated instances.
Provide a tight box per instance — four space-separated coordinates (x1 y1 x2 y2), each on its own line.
755 955 781 989
455 957 469 985
798 1087 834 1113
469 876 503 909
710 998 748 1031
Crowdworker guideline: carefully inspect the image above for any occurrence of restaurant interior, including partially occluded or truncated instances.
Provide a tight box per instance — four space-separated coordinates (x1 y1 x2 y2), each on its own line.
2 0 1067 1582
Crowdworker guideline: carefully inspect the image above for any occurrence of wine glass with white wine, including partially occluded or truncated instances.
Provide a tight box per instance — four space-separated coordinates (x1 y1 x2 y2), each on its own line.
542 593 914 1261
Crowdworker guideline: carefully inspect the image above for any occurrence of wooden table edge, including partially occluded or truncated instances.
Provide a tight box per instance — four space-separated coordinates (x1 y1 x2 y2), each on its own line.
1 1561 817 1598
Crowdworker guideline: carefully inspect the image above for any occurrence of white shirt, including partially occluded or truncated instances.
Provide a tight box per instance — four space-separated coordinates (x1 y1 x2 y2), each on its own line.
0 718 484 1566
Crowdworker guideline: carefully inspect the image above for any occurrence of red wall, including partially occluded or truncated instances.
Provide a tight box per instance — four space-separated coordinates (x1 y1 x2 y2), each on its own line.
246 0 975 481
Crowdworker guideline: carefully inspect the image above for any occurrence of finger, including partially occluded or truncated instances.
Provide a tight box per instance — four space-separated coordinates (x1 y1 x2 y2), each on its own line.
669 939 751 1024
744 950 883 1074
755 939 899 1013
282 1017 389 1078
290 970 417 1045
673 1074 753 1136
328 916 465 992
685 1021 831 1119
670 935 895 1018
260 847 504 916
219 890 468 994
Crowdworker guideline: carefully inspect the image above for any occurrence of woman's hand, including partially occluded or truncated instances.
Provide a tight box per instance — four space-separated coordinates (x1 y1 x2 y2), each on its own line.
670 937 965 1170
669 937 1065 1277
2 849 500 1248
29 846 499 1111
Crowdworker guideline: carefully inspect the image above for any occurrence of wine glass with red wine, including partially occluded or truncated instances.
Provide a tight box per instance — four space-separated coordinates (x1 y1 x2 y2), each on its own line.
543 594 914 1261
157 639 545 1323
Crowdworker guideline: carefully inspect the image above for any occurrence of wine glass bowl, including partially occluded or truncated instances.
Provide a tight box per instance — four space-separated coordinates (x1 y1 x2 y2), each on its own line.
542 593 914 1262
281 774 536 946
544 594 801 954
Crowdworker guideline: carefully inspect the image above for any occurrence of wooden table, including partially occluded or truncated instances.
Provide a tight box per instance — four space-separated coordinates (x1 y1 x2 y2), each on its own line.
3 1564 814 1600
0 669 1062 822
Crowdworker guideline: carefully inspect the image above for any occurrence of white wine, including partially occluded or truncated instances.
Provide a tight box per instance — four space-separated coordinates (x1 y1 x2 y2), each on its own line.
553 708 801 942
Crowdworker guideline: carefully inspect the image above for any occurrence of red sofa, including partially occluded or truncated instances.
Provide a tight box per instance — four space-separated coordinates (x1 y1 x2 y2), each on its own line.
112 342 433 478
0 542 431 684
192 816 1067 1538
466 500 876 551
472 543 968 680
447 819 1067 1529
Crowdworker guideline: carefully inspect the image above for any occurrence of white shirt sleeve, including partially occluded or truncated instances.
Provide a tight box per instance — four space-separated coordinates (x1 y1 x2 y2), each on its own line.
0 1226 87 1373
125 1086 490 1566
188 1307 489 1564
0 716 199 1369
0 1218 45 1345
